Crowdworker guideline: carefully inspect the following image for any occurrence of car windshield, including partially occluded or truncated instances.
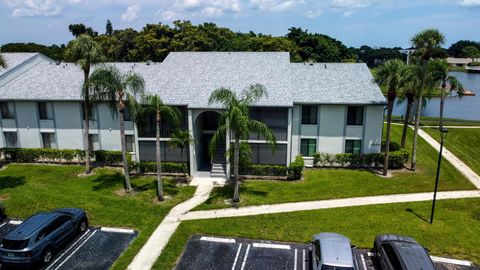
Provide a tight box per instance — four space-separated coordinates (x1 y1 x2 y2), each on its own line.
1 239 29 250
322 265 354 270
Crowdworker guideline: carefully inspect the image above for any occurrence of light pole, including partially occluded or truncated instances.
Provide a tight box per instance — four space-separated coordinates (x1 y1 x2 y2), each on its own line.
430 127 448 224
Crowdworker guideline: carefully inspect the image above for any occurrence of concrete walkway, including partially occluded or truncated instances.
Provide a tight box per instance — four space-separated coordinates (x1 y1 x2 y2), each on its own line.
417 128 480 189
127 180 218 270
181 190 480 221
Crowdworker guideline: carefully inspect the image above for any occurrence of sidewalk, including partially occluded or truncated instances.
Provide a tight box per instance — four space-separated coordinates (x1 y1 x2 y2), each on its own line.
181 190 480 221
127 182 216 270
417 128 480 189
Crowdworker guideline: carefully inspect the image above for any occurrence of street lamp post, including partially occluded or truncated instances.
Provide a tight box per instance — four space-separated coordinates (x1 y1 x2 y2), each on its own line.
430 127 448 224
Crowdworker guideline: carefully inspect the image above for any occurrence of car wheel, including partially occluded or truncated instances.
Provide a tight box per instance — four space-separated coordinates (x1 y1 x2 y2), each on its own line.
78 218 88 234
42 248 53 265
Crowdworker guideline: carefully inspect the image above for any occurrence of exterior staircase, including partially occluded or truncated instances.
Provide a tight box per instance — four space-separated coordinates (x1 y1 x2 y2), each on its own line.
210 143 226 178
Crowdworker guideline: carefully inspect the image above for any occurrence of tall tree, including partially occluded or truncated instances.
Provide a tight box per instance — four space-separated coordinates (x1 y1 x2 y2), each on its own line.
208 84 276 203
410 29 446 171
65 35 104 174
397 65 421 148
374 59 405 175
429 60 464 129
106 19 113 36
169 129 194 179
447 40 480 57
140 95 180 201
463 46 480 62
89 65 145 192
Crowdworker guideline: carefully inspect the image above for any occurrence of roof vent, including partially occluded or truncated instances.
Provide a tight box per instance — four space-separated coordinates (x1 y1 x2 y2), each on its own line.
324 64 327 69
304 59 314 66
56 60 61 65
146 60 152 66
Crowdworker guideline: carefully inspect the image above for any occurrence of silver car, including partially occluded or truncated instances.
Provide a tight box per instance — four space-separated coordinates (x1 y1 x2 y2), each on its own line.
311 233 357 270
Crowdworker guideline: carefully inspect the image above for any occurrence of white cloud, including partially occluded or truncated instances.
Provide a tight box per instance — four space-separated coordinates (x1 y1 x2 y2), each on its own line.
250 0 300 12
157 0 241 20
331 0 372 9
458 0 480 6
3 0 81 17
304 9 323 18
342 10 354 17
121 4 142 22
160 10 177 20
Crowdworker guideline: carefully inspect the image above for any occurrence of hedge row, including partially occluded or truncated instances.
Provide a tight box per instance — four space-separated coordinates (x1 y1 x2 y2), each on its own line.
313 150 409 169
287 155 305 180
239 164 287 177
1 148 131 166
133 161 187 174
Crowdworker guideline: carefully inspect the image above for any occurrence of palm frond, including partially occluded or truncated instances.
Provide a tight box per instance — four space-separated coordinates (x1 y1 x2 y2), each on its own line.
208 88 236 107
208 124 228 158
0 53 7 69
241 84 267 105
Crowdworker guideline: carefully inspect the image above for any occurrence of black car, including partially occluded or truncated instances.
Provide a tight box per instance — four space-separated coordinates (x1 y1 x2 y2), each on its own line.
0 208 88 268
374 234 436 270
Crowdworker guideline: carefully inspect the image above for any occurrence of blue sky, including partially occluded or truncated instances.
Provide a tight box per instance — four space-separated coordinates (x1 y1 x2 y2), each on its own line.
1 0 479 48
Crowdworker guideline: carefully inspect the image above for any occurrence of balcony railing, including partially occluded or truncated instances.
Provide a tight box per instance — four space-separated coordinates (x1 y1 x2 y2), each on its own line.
247 127 287 142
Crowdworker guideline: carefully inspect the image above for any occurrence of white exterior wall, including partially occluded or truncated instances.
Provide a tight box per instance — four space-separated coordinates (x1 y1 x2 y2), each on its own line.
15 101 41 148
54 102 84 149
290 104 384 166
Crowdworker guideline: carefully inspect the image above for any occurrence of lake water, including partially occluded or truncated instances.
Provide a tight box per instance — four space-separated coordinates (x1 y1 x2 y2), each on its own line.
392 71 480 120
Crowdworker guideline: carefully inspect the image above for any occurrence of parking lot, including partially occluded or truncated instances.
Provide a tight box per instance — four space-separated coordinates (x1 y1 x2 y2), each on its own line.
0 219 137 270
176 235 478 270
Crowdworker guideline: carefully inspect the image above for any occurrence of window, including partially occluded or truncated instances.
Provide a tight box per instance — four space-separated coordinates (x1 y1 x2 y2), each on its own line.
301 105 317 125
124 108 132 121
383 244 402 269
81 103 96 121
0 102 14 119
345 140 362 155
347 106 364 125
314 241 321 264
4 132 18 148
41 133 57 149
88 134 99 152
1 239 29 250
125 135 135 152
300 139 316 157
38 102 53 120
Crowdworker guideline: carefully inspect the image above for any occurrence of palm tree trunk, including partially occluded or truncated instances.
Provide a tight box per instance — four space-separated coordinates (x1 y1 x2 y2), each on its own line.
411 95 423 171
383 98 394 175
156 112 164 201
180 147 186 179
401 95 413 149
83 69 91 174
232 137 240 203
119 107 132 192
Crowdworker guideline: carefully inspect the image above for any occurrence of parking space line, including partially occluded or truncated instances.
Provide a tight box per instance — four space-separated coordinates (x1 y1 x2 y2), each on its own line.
430 256 473 266
302 249 306 270
0 221 7 228
200 236 236 244
252 243 291 250
52 230 98 270
100 227 135 234
360 254 367 270
294 249 297 270
240 244 251 270
45 229 92 270
231 243 243 270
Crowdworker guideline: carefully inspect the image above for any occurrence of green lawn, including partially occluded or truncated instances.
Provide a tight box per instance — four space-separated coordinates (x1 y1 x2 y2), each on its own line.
0 164 196 270
424 127 480 176
156 198 480 269
196 125 475 210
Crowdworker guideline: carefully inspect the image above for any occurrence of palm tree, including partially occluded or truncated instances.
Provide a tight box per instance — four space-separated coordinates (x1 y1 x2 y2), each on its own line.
88 65 145 193
410 29 446 171
374 59 405 175
169 129 194 179
140 95 180 201
429 60 464 129
0 53 7 69
208 84 276 203
65 35 104 174
398 65 421 148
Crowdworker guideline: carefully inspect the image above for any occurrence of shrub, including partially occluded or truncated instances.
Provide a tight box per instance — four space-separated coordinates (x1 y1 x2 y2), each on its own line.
335 153 349 167
136 161 187 174
94 150 131 165
1 148 85 163
381 141 401 152
287 155 304 180
388 149 409 169
325 153 335 167
240 164 286 176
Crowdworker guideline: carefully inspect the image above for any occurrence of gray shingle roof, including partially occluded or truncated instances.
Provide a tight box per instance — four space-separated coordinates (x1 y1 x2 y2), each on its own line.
0 52 386 106
0 53 39 76
290 63 386 105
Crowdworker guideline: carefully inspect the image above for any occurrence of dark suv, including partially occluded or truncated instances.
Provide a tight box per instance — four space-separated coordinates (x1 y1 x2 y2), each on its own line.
0 208 88 268
374 234 436 270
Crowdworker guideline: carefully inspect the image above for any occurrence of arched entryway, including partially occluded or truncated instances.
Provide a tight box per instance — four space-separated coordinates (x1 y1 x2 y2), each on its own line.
193 111 222 172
